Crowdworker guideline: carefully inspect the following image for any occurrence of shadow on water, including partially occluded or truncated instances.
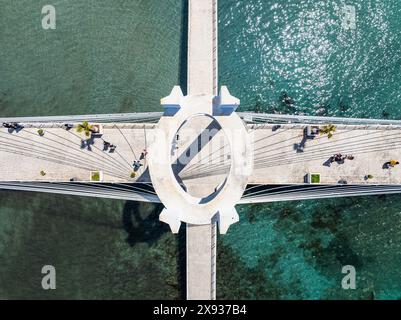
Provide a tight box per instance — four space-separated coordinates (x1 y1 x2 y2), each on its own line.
122 201 166 245
122 201 187 299
179 0 188 94
165 0 189 298
177 221 187 300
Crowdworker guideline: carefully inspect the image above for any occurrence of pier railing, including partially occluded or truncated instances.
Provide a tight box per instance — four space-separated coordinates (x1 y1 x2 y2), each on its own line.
0 112 163 124
239 112 401 126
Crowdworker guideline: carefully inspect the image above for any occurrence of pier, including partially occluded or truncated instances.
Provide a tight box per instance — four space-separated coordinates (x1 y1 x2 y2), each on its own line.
186 0 218 300
1 0 401 300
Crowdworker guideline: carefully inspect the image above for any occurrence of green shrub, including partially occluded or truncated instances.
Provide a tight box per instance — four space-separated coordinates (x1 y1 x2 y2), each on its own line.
91 171 100 181
311 173 320 184
77 121 93 137
320 124 336 139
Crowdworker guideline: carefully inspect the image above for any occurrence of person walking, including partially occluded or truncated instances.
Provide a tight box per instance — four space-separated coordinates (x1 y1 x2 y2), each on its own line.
133 160 143 172
140 149 148 160
103 140 111 150
63 123 74 130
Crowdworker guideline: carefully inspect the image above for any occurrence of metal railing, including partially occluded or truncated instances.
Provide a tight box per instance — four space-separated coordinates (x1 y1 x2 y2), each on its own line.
0 182 159 202
240 184 401 204
0 112 163 124
239 112 401 126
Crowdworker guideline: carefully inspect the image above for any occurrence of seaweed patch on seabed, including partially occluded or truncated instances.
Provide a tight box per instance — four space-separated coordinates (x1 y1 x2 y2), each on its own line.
122 201 185 299
216 242 293 299
251 198 373 299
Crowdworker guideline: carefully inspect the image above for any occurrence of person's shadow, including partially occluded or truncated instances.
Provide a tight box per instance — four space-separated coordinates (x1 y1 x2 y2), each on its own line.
323 157 333 167
7 125 24 133
80 137 95 151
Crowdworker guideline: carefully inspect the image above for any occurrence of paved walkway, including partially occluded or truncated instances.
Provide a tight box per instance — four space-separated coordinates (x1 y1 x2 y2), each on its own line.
2 123 401 186
187 0 217 96
185 0 217 301
179 124 401 185
0 123 152 183
250 124 401 185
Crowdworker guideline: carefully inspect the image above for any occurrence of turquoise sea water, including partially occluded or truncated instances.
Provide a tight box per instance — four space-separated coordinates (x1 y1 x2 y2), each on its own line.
1 0 401 299
217 0 401 299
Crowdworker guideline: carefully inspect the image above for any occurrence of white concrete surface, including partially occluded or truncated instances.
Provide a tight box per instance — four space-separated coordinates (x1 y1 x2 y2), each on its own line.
250 124 401 185
148 90 251 229
180 124 401 185
186 223 216 300
0 123 153 183
188 0 217 95
3 123 401 187
185 0 218 301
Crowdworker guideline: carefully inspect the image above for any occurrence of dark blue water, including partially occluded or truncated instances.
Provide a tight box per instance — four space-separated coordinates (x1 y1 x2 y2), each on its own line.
0 0 185 299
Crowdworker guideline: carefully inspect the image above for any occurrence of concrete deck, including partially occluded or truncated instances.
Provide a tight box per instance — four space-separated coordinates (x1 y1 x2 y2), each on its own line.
0 123 152 183
249 124 401 185
179 124 401 185
185 0 217 301
2 123 401 187
188 0 217 96
186 222 216 300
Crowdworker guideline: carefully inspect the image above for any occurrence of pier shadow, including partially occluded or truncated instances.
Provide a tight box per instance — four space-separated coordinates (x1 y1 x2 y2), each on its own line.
136 169 151 183
179 0 188 94
122 201 166 246
122 201 187 299
177 221 187 300
172 119 221 175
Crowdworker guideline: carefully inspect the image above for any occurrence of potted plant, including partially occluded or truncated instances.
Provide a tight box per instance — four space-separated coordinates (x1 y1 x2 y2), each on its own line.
37 129 45 136
308 173 321 184
77 121 103 137
40 170 46 176
130 172 137 179
320 124 337 139
90 170 103 182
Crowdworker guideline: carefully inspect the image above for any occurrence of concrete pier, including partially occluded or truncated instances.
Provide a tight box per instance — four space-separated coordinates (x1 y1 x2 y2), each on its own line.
187 0 217 96
1 0 400 302
186 223 217 300
0 123 152 183
185 0 218 300
2 123 401 186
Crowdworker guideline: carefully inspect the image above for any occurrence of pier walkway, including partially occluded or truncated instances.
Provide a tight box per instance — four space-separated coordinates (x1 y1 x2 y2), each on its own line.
185 0 218 301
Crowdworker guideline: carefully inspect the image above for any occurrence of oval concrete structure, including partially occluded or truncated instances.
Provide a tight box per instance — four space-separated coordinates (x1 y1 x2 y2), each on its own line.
147 90 252 233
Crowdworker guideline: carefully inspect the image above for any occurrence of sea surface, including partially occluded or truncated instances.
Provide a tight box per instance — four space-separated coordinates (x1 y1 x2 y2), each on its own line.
1 0 401 299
